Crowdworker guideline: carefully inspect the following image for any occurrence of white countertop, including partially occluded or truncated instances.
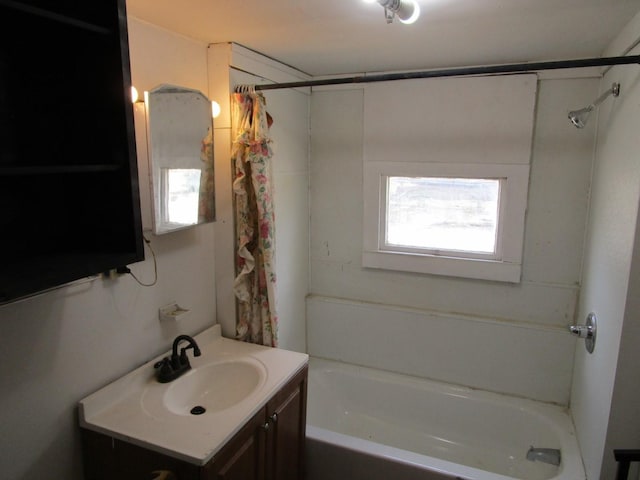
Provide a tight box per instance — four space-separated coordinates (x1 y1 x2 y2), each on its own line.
78 325 308 466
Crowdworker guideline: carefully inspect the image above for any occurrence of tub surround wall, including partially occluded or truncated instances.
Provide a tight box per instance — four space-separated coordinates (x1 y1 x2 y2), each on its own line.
307 296 574 404
207 43 310 353
570 10 640 479
309 75 599 404
0 18 216 480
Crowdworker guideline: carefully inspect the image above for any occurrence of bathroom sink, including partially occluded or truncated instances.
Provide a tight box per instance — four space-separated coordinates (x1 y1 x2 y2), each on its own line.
141 356 268 418
79 324 308 465
163 359 266 415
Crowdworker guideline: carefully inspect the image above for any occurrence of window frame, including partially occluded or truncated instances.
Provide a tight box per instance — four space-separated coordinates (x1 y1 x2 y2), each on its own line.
363 161 529 283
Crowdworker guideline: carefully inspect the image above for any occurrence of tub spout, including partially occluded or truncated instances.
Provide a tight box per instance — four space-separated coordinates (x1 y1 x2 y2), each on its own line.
526 447 561 466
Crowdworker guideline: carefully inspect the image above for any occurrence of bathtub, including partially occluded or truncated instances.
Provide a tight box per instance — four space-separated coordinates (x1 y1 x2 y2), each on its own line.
305 358 585 480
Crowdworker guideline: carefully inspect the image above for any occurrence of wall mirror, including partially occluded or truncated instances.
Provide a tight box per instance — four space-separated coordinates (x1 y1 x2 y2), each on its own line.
145 84 215 234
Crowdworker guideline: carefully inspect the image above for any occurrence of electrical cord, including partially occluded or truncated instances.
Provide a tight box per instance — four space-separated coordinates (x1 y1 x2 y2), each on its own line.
117 234 158 287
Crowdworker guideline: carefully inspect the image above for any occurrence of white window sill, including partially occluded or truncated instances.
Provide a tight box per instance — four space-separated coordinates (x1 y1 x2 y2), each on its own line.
362 250 522 283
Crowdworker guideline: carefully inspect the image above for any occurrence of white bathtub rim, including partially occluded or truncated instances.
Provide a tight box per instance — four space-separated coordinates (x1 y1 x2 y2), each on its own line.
308 357 581 433
310 356 569 409
308 422 583 480
307 358 587 480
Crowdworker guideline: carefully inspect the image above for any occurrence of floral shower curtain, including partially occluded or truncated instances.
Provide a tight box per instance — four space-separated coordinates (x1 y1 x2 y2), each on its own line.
231 91 278 347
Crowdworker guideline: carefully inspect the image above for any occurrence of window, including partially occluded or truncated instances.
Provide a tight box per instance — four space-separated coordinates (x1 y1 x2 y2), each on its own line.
385 176 501 257
363 162 529 282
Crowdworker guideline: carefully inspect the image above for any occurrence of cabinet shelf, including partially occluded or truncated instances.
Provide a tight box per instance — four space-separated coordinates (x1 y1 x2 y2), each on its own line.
0 164 121 176
0 1 111 35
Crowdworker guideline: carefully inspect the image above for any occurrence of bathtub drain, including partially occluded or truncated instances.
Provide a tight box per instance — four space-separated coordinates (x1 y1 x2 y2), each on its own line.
526 446 561 466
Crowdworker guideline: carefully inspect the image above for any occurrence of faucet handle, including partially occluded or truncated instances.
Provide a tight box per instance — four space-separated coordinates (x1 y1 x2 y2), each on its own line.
154 358 168 369
569 312 597 354
569 325 592 338
179 347 192 367
154 358 173 377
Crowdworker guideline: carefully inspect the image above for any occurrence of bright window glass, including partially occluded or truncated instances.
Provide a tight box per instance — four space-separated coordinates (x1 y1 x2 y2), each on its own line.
385 177 500 255
162 168 201 225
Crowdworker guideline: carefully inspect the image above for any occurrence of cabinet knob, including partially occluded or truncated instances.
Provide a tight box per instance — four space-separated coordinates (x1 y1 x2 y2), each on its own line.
262 421 271 431
270 412 278 424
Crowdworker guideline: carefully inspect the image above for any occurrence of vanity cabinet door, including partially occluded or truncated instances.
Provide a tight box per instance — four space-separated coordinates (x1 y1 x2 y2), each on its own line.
82 429 200 480
204 365 308 480
202 407 267 480
265 365 308 480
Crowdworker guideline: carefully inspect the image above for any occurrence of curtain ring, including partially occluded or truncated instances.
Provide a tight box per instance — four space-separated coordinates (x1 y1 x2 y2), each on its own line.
233 84 257 94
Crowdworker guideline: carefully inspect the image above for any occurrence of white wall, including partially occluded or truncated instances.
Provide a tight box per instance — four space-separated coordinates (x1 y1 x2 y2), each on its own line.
0 18 216 480
207 44 310 352
263 85 310 352
308 74 599 404
570 11 640 479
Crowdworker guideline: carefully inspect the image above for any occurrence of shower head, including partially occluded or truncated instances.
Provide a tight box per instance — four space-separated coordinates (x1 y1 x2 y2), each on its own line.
568 105 595 129
568 82 620 129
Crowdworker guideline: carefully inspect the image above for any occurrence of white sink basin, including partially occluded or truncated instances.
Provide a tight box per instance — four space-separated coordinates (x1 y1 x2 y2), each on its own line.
162 359 266 415
141 356 267 419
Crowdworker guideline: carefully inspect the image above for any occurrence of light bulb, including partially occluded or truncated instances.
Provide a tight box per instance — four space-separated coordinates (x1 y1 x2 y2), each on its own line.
130 86 139 103
211 101 221 119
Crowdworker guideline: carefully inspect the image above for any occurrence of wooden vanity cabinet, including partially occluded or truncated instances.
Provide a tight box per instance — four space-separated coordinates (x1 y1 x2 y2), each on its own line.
204 364 308 480
82 365 307 480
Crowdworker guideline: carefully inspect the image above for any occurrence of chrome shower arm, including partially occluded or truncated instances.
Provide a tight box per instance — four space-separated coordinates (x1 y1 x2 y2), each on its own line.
568 82 621 128
591 82 621 109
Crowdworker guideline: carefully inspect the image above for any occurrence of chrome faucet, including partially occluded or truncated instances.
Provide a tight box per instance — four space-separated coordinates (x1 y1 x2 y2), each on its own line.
154 334 201 383
526 446 561 466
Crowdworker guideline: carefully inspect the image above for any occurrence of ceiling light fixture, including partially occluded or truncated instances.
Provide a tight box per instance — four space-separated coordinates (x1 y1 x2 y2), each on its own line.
365 0 421 24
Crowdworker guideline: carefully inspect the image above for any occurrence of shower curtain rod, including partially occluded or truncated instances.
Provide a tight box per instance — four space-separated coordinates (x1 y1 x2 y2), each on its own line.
247 55 640 91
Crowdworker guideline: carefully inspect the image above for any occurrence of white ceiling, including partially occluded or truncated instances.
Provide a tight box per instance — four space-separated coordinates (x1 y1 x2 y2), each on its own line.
126 0 640 77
